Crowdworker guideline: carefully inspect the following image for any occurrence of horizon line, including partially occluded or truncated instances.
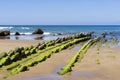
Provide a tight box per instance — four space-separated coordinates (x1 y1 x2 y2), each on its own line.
0 24 120 26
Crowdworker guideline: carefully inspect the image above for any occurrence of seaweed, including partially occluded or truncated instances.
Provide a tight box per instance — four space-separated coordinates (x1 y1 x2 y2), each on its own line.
0 52 7 59
0 32 92 78
0 57 11 67
58 37 100 75
96 59 100 64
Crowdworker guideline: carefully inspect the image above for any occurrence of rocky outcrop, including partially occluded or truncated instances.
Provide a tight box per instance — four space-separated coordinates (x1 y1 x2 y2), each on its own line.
15 32 20 35
0 30 10 36
0 52 8 59
32 28 43 34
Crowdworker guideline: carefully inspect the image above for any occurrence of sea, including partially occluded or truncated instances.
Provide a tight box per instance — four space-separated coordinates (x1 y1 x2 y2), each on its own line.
0 25 120 41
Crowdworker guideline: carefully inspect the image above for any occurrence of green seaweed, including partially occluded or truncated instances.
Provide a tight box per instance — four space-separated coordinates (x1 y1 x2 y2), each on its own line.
96 59 100 64
58 37 100 75
0 33 91 67
0 57 11 67
0 52 7 59
2 63 20 70
4 37 90 78
1 33 92 79
10 52 20 61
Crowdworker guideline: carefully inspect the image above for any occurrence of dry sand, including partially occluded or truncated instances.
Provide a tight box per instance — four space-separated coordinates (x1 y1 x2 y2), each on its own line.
0 40 120 80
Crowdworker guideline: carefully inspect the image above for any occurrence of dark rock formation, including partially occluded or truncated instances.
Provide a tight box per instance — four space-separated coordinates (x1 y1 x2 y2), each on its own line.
32 28 43 34
102 32 107 38
38 43 46 50
0 30 10 36
0 52 8 59
15 32 20 35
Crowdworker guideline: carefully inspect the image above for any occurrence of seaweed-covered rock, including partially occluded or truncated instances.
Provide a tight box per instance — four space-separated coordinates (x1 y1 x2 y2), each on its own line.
0 52 8 59
8 50 15 57
14 47 22 53
11 52 20 61
55 38 61 43
0 30 10 36
25 51 30 55
24 47 29 51
102 32 107 38
62 37 66 41
20 47 24 50
46 41 55 47
28 45 34 50
15 32 20 35
0 57 11 67
30 48 36 54
17 65 28 72
38 43 46 50
32 28 43 34
28 61 38 67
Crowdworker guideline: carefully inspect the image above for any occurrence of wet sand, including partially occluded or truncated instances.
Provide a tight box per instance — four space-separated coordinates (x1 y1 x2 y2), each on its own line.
0 41 120 80
70 47 120 80
6 48 77 80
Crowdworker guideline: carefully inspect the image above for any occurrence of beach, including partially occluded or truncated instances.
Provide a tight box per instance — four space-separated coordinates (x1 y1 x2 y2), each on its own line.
1 0 120 79
0 42 120 80
0 25 120 80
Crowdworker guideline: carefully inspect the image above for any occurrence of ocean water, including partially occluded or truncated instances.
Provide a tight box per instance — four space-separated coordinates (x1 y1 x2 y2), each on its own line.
0 25 120 40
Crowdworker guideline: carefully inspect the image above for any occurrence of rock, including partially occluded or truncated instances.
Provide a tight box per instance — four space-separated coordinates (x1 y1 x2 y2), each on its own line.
15 32 20 35
0 30 10 36
14 47 23 53
8 50 15 57
38 43 46 50
57 33 62 35
0 57 11 66
102 32 107 38
55 38 61 43
0 52 8 59
32 28 43 34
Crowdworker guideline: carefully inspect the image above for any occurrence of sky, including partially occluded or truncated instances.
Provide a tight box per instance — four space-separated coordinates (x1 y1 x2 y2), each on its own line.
0 0 120 25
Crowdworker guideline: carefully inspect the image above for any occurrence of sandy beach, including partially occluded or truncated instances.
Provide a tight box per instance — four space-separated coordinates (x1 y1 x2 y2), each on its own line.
0 40 41 52
0 40 119 80
0 0 120 80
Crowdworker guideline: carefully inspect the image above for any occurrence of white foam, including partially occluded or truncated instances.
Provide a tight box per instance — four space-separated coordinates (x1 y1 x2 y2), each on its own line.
10 32 32 35
23 32 32 35
11 32 50 35
21 27 30 30
43 32 50 35
0 27 13 30
10 33 15 35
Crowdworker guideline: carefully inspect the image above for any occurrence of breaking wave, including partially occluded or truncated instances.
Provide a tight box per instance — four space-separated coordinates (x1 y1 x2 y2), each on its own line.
0 27 13 30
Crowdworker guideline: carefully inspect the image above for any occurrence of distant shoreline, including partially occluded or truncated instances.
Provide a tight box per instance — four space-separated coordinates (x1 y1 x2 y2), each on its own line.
0 25 120 40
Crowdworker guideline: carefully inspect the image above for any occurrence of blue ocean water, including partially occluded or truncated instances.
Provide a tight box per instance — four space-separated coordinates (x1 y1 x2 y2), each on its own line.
0 25 120 40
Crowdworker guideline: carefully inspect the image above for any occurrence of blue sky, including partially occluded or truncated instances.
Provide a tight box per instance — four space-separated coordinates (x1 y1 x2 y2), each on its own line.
0 0 120 25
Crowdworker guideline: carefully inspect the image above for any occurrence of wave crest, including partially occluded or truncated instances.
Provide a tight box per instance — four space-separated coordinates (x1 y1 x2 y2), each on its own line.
21 27 30 30
43 32 50 35
0 27 13 30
